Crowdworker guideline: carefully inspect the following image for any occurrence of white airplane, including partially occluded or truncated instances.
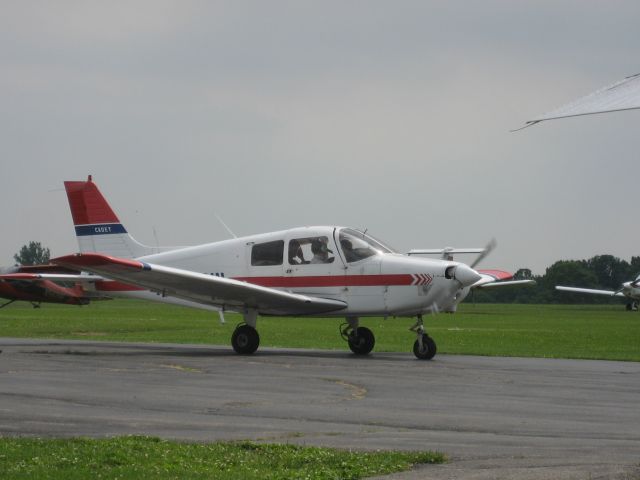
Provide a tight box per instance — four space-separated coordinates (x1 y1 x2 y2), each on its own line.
556 277 640 311
48 176 495 360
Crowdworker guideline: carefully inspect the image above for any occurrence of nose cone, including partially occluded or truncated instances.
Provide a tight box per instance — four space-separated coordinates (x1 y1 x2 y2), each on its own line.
453 264 482 287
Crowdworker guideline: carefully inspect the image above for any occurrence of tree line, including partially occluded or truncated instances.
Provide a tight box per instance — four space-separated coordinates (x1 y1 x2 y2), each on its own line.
475 255 640 304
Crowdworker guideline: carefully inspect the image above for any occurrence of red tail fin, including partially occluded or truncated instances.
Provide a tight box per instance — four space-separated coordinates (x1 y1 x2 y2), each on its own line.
64 175 119 226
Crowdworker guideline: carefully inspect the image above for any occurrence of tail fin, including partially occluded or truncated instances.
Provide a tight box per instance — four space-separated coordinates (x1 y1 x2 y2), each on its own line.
64 176 162 259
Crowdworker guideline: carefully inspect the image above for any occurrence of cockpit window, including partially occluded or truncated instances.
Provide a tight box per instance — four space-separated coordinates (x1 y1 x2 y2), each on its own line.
339 228 394 263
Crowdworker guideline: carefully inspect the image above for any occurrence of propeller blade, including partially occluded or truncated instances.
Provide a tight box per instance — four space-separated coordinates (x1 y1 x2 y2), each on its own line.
470 238 497 269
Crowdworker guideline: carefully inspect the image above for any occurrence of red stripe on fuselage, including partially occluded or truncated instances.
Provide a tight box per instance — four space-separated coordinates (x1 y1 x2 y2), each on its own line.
234 274 419 288
87 274 427 293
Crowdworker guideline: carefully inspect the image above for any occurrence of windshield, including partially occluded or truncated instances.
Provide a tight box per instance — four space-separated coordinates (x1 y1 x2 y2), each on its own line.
339 228 395 263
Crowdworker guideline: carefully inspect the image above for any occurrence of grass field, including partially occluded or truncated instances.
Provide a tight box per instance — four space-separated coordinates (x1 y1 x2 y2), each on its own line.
0 436 445 479
1 300 638 361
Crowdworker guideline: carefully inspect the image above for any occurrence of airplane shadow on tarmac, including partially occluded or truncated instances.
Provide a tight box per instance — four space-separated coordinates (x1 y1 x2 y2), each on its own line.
5 339 418 363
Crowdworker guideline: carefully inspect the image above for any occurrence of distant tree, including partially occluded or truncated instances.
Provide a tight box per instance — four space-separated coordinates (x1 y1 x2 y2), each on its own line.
629 256 640 278
542 260 599 304
514 268 533 280
14 241 50 266
585 255 629 290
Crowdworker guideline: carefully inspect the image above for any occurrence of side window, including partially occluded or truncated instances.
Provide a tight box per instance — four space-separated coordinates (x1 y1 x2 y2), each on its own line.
251 240 284 266
288 236 335 265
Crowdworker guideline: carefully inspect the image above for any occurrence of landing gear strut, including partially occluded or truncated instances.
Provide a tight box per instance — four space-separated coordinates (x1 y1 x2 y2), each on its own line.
0 300 16 309
626 301 638 311
231 310 260 354
410 315 437 360
340 317 375 355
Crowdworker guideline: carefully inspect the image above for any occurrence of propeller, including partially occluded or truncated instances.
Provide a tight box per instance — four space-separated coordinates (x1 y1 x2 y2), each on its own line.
470 238 497 269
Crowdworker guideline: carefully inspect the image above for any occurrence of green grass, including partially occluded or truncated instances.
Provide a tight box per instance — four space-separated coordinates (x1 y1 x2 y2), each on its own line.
1 300 639 361
0 436 445 479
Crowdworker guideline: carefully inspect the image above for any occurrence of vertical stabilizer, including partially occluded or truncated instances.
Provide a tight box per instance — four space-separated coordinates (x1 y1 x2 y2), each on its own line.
64 176 162 258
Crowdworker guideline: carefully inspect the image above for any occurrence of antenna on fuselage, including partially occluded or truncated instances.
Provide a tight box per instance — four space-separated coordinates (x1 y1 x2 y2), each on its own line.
214 213 237 239
152 226 160 248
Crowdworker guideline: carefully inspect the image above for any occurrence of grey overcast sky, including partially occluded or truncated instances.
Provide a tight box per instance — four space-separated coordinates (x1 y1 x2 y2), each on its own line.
1 1 639 274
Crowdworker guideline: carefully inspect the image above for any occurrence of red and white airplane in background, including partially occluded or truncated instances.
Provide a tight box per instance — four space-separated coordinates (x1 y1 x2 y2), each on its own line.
8 176 529 360
0 264 111 308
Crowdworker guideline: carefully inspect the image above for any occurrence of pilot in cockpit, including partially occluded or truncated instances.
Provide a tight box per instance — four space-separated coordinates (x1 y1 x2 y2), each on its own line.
288 239 306 264
310 238 334 264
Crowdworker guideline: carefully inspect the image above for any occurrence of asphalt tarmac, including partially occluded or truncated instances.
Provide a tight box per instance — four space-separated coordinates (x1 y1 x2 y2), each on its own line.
0 338 638 479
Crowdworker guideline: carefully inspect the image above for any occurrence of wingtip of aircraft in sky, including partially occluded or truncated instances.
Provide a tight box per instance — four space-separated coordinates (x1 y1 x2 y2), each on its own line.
514 72 640 131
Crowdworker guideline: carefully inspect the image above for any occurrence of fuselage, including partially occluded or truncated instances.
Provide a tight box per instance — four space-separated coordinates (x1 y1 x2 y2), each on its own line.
0 278 90 305
128 226 478 317
620 277 640 300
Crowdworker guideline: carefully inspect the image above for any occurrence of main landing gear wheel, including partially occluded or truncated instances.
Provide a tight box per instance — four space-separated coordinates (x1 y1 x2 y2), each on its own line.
231 324 260 354
348 326 375 355
413 334 437 360
626 301 639 311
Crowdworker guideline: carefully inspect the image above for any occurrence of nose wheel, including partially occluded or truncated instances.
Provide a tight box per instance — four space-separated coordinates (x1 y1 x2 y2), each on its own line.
413 333 437 360
410 315 437 360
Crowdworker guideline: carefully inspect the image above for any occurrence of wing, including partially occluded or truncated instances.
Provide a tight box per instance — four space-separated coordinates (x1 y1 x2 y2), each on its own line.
476 279 536 289
517 73 640 129
555 286 626 297
0 273 104 282
470 269 535 288
52 253 347 316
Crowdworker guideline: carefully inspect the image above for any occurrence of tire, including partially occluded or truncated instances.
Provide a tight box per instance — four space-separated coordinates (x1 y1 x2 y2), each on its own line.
348 326 375 355
231 325 260 354
413 334 437 360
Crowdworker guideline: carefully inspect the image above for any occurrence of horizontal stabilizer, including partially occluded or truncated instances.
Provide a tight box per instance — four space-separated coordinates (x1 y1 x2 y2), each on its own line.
408 248 485 256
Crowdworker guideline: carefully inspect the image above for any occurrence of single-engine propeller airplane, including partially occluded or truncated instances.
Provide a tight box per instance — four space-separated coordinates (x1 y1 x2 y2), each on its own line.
556 276 640 311
46 176 508 360
0 264 111 308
